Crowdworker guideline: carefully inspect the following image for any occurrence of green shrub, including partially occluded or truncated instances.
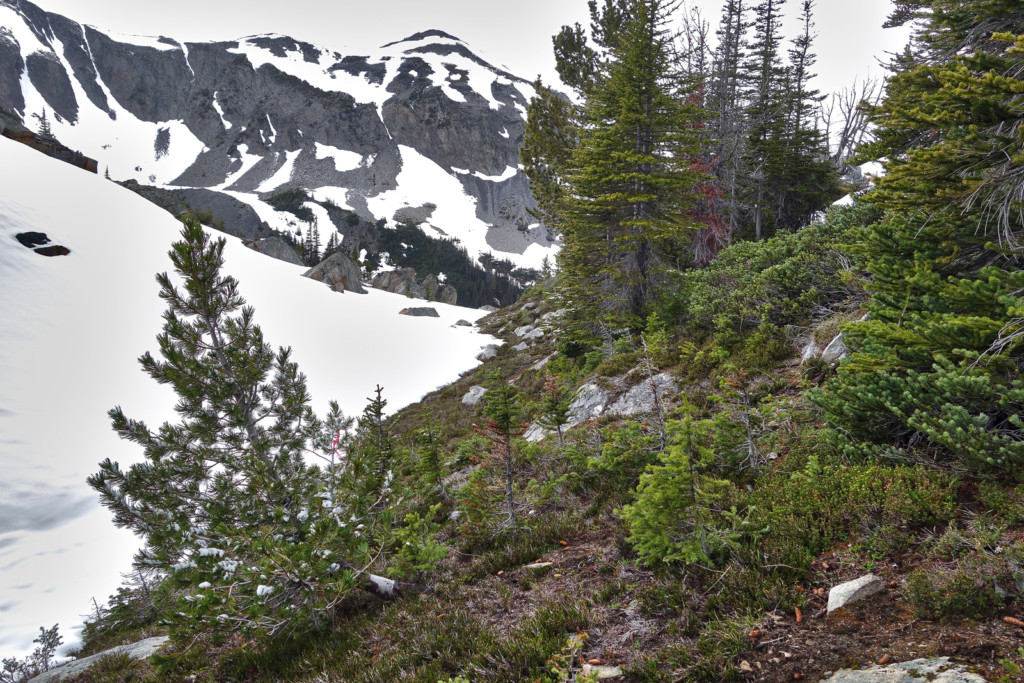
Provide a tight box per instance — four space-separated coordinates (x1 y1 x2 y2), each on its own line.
904 557 1005 620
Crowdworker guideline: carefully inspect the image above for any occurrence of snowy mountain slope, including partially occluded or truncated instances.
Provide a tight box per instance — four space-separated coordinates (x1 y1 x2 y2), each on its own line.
0 135 498 657
0 0 554 271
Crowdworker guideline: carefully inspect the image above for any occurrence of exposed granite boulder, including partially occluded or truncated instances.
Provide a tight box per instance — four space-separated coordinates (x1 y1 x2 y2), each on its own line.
476 344 499 360
820 657 986 682
607 373 676 417
462 385 487 406
399 307 440 317
304 252 366 293
827 574 885 613
821 332 850 364
27 636 169 683
250 236 304 265
566 384 611 429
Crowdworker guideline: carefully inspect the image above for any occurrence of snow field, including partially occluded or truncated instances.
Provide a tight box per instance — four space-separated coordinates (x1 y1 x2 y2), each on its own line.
0 137 497 657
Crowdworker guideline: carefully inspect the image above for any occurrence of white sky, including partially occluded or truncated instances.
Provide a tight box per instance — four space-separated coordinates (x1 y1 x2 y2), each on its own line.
31 0 910 96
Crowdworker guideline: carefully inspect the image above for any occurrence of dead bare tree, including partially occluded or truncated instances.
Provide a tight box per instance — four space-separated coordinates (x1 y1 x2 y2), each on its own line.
821 78 883 170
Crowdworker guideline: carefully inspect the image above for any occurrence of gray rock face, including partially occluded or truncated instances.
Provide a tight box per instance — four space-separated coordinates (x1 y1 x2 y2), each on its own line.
567 384 611 429
304 252 366 293
27 636 169 683
821 333 850 364
461 385 487 406
0 5 555 273
820 657 986 682
827 573 885 613
399 306 440 317
607 373 676 417
250 236 304 265
476 343 499 360
119 181 271 241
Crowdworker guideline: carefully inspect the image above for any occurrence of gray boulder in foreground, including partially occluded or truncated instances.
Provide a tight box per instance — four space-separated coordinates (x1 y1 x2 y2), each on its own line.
27 636 169 682
821 657 986 682
827 573 885 613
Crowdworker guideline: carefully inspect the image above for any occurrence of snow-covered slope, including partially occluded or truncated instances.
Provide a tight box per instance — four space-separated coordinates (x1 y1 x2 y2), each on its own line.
0 136 498 657
0 1 554 271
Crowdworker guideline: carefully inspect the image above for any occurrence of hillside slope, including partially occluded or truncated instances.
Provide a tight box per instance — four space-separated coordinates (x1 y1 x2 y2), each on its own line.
0 135 498 657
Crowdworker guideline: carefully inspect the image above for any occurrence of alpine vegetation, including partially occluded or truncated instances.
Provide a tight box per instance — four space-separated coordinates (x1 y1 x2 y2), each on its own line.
88 217 399 638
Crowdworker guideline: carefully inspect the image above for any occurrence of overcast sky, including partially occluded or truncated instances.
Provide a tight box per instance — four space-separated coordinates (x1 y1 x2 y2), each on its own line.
32 0 910 98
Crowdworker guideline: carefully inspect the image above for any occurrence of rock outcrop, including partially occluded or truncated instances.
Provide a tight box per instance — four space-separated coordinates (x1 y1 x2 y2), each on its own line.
304 252 366 293
371 268 457 305
27 636 169 683
820 657 986 682
250 236 304 265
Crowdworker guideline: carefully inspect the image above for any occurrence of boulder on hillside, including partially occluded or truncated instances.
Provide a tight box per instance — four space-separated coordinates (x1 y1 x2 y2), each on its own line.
399 307 440 317
27 636 169 683
250 236 304 266
607 373 676 417
462 385 487 406
304 252 366 293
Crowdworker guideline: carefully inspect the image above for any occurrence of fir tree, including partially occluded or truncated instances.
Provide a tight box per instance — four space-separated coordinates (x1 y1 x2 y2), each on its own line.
32 108 52 138
537 374 571 449
816 1 1024 474
88 217 396 638
356 385 395 509
481 370 523 529
547 0 709 334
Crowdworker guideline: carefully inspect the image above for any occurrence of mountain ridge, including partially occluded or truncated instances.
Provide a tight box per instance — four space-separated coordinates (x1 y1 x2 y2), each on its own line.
0 0 553 274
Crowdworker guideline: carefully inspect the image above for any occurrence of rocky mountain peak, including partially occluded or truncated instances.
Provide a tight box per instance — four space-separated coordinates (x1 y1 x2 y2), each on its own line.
0 0 555 280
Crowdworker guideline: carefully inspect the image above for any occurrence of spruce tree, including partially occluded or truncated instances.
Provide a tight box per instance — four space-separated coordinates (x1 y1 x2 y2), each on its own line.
89 217 391 638
816 1 1024 474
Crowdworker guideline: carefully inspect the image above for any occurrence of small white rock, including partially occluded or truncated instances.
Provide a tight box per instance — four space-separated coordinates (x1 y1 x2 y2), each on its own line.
827 573 885 613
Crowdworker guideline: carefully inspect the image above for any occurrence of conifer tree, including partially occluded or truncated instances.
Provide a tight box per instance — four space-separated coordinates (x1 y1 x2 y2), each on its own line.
816 1 1024 474
355 385 395 509
89 218 399 639
549 0 709 334
538 374 571 449
481 370 523 529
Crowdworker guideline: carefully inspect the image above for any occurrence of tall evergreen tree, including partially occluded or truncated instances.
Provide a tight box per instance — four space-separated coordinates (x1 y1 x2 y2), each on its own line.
551 0 709 334
707 0 749 236
816 0 1024 474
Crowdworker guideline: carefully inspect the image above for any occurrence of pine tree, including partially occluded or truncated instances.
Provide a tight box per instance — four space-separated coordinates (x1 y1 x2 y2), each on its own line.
707 0 749 237
816 1 1024 474
88 217 399 639
741 0 788 240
